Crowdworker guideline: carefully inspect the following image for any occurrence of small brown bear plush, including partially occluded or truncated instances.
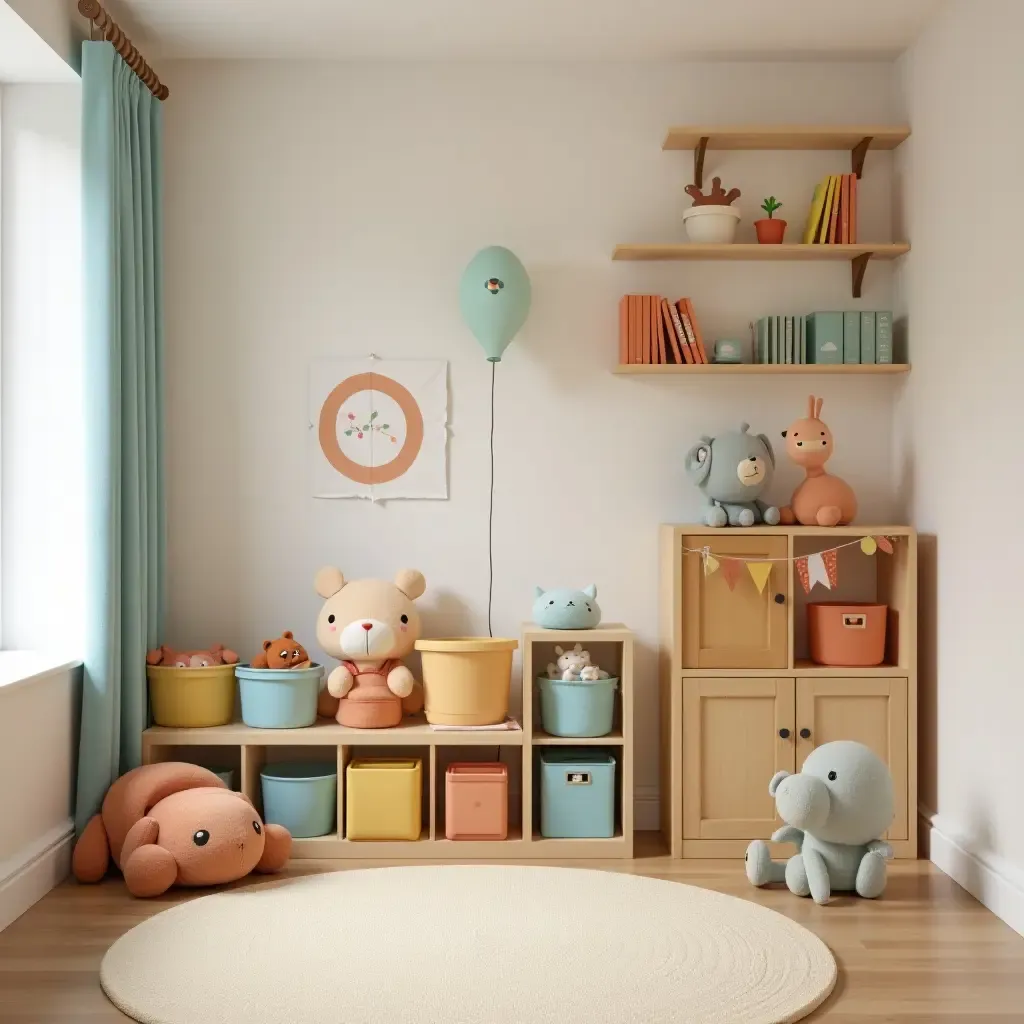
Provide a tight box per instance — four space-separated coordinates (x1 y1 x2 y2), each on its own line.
251 631 311 669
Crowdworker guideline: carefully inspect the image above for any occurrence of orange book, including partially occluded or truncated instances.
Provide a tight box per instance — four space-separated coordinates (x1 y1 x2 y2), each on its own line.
828 178 842 243
681 298 709 363
627 295 636 363
644 295 652 363
676 299 700 364
618 295 629 365
840 174 850 244
661 299 683 363
653 295 667 364
666 300 693 363
850 173 858 243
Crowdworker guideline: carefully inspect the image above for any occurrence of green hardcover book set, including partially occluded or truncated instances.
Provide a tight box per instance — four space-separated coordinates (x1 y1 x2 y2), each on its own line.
805 310 893 364
753 315 807 364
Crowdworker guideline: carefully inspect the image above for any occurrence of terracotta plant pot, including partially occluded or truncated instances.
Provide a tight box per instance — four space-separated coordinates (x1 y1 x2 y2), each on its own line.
754 218 787 244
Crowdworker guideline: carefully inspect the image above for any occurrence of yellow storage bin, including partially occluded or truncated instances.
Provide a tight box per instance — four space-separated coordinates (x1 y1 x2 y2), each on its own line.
346 758 422 841
147 665 236 727
414 637 517 726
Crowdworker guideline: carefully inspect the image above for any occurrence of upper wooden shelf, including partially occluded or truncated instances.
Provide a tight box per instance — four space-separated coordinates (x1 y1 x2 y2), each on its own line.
613 242 909 261
663 124 911 186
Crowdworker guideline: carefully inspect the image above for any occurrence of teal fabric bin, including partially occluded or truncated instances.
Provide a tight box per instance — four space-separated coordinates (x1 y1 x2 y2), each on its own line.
539 749 616 839
261 762 337 838
537 677 617 737
236 664 324 728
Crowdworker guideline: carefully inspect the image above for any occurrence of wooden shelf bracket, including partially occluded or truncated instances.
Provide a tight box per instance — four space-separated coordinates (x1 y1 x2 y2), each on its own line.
693 136 708 188
851 251 872 298
851 136 873 179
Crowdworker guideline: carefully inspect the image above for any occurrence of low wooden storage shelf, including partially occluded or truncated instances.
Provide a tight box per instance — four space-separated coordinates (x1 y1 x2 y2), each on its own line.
142 622 635 861
659 524 917 860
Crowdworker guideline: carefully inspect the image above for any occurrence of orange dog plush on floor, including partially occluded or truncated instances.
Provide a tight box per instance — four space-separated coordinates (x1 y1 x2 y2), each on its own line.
72 763 291 897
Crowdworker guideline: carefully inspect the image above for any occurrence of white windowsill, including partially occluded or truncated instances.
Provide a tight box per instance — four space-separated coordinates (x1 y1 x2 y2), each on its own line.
0 651 82 695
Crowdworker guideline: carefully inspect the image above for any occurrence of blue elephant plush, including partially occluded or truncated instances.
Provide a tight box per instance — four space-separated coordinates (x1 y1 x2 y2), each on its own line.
685 422 781 527
745 740 895 904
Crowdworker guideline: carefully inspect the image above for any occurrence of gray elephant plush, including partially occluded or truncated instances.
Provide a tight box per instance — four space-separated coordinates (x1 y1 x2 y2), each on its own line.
745 740 895 905
685 422 781 527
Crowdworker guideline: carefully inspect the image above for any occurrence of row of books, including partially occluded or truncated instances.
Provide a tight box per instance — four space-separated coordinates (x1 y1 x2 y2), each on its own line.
803 173 858 244
753 311 893 364
619 295 709 364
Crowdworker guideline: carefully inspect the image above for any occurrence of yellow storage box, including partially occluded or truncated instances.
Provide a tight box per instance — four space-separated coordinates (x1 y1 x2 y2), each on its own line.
147 665 236 727
346 758 422 841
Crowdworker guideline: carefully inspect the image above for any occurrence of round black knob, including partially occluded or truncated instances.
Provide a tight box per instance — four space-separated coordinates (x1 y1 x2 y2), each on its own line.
778 728 791 739
774 593 785 605
799 728 811 739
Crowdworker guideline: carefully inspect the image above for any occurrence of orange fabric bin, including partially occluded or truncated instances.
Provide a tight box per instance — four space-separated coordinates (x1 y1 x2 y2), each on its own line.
445 763 508 841
808 602 887 667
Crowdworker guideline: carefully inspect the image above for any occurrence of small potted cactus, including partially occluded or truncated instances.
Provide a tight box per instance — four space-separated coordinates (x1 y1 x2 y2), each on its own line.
682 177 742 244
755 196 787 244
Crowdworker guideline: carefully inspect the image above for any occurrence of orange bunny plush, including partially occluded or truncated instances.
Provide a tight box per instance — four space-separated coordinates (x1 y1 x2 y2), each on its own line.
251 631 310 669
779 395 858 527
72 763 291 897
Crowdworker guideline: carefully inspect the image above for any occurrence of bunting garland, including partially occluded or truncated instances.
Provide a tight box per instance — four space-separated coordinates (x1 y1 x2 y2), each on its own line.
693 534 898 597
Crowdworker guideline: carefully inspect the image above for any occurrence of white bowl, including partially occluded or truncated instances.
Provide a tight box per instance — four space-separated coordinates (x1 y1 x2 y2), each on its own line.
682 205 741 244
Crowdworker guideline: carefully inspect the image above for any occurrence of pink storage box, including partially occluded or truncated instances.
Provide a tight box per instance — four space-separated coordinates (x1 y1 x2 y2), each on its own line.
445 763 508 841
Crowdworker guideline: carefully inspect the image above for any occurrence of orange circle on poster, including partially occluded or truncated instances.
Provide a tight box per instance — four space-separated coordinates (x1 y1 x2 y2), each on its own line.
318 372 424 485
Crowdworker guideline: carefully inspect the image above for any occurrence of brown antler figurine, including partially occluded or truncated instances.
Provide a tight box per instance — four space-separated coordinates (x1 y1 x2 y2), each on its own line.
685 176 742 207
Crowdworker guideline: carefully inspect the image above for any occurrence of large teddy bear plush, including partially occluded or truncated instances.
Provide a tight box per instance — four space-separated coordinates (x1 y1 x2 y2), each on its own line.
745 740 894 905
684 423 781 527
72 762 291 897
314 567 426 728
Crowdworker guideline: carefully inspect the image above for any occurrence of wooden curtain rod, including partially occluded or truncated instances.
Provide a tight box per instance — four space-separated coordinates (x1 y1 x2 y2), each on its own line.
78 0 169 100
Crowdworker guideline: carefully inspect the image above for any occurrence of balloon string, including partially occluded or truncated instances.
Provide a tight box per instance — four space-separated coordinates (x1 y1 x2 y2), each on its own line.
491 356 499 634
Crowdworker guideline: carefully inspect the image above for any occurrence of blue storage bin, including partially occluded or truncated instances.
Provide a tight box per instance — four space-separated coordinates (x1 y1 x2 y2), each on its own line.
537 677 618 737
260 762 337 838
539 749 616 839
236 663 324 728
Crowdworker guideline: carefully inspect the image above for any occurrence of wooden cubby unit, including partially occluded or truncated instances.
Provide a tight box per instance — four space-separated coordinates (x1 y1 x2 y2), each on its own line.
659 524 917 861
141 622 635 861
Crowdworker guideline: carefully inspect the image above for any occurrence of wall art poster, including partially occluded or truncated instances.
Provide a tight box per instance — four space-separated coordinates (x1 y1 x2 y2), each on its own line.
310 358 448 500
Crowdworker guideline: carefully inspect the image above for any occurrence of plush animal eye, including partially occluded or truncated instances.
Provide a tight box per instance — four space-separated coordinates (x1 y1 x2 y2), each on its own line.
252 820 262 835
793 432 799 437
827 771 837 781
401 614 409 624
548 600 554 605
293 649 300 657
279 649 288 658
586 605 592 612
328 614 335 624
820 431 825 436
797 442 804 447
193 829 210 846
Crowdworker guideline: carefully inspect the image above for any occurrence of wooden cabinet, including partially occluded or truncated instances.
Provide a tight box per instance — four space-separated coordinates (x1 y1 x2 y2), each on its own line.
681 534 788 669
796 677 909 840
682 678 793 840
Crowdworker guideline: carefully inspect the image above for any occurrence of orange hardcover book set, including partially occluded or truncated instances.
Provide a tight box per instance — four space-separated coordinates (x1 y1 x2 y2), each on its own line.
619 295 708 365
805 172 858 244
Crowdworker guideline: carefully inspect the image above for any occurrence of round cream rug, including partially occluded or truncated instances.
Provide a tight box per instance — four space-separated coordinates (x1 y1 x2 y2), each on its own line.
101 866 836 1024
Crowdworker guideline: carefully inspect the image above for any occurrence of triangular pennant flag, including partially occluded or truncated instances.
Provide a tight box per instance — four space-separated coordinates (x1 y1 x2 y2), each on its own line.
703 554 720 576
874 535 894 555
822 549 839 589
720 558 742 591
796 556 811 594
860 536 877 556
807 552 831 591
747 561 772 594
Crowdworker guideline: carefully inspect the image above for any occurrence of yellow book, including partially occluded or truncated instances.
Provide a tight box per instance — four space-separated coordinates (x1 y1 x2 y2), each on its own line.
802 180 827 244
814 175 838 244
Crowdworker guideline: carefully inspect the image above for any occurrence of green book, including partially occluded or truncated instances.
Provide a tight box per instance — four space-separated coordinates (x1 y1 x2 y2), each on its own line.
774 315 782 363
785 316 794 364
876 311 893 363
799 315 806 364
843 310 861 363
806 312 843 364
860 311 876 363
756 317 769 364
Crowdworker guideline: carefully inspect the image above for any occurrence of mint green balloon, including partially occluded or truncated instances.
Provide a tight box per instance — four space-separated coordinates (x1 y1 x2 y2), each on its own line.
459 246 531 361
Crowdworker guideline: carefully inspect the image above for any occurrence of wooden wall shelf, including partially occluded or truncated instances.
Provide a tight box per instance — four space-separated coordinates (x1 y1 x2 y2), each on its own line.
663 124 911 187
614 363 907 376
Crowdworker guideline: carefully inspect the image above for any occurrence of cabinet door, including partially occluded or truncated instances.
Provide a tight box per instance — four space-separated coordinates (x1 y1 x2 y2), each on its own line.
795 678 908 840
682 534 789 669
682 678 795 840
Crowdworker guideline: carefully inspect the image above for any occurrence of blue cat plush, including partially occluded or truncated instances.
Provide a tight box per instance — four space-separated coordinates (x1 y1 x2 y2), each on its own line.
532 586 601 629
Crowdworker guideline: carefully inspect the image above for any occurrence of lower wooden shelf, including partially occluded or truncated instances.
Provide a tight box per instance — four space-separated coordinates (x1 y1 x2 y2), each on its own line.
614 363 909 376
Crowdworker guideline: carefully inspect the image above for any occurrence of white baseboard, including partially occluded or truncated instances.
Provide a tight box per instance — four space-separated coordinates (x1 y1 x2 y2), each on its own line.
635 786 659 832
921 806 1024 937
0 819 75 933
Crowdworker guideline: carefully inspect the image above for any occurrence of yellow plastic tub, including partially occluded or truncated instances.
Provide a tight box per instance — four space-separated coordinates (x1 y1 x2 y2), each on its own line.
147 665 236 727
414 637 518 726
346 758 422 841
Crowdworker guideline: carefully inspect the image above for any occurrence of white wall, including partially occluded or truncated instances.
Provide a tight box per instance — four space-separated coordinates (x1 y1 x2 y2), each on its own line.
1 83 85 655
162 60 904 815
1 0 82 74
895 0 1024 931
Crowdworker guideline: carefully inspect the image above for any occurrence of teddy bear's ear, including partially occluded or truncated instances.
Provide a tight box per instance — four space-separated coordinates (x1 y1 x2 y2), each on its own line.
394 569 426 600
263 640 274 652
282 631 294 640
583 584 597 599
315 567 346 598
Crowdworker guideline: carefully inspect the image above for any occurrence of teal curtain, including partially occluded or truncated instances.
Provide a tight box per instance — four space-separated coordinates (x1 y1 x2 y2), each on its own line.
75 42 165 831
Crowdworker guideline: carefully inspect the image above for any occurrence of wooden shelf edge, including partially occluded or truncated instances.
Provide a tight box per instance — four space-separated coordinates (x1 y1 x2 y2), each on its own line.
662 124 911 153
612 242 910 261
613 363 909 376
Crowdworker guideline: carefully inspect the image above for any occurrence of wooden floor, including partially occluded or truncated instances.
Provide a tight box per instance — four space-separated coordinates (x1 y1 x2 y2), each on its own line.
1 836 1023 1022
